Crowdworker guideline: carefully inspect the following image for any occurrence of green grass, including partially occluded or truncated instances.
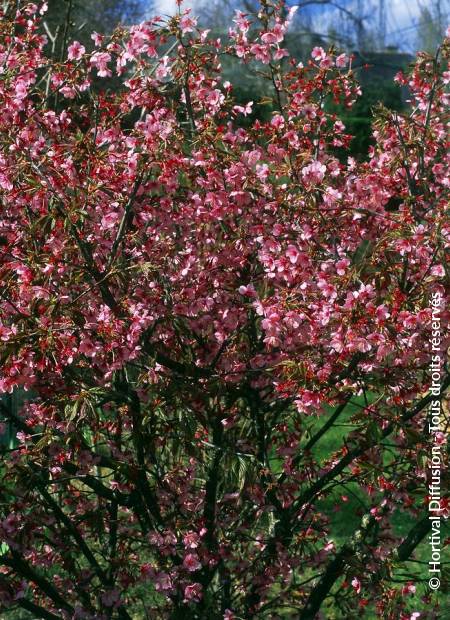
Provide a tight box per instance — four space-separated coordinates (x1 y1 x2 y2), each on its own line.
301 397 449 618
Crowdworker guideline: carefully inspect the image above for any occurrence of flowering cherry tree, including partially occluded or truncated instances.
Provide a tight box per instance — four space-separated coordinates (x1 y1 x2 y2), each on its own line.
0 1 449 618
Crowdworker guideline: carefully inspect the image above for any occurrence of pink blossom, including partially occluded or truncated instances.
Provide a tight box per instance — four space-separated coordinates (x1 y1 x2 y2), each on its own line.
261 24 285 45
183 532 200 549
232 101 253 116
256 163 269 181
0 324 16 341
59 85 76 99
336 53 349 68
395 239 412 255
14 80 28 100
351 577 361 593
302 160 327 185
249 43 271 64
79 339 97 358
24 3 39 15
234 11 251 34
286 245 300 264
261 312 281 332
155 56 171 80
183 553 202 572
180 14 197 34
320 55 334 69
270 114 285 130
336 258 350 275
91 31 104 46
430 264 445 276
90 52 111 77
221 416 236 429
154 572 172 591
433 432 446 446
295 390 321 413
67 41 85 61
274 48 289 60
375 305 390 320
401 582 416 596
238 284 256 297
183 582 203 602
311 46 326 61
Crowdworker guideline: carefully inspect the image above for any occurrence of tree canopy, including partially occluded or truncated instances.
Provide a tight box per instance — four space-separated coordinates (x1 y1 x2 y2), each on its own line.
0 2 448 618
